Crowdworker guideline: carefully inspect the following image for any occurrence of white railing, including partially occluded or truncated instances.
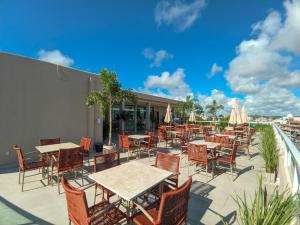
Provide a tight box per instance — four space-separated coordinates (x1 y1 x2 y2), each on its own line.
273 124 300 194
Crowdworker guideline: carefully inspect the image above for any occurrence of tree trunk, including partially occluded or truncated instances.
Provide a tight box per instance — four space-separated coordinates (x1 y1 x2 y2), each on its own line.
108 101 112 145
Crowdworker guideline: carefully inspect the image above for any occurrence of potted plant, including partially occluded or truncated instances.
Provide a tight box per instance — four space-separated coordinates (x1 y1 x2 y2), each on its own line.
233 177 299 225
86 69 137 149
260 125 278 182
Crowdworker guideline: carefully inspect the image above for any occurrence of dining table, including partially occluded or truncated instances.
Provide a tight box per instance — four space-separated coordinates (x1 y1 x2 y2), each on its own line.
89 161 173 218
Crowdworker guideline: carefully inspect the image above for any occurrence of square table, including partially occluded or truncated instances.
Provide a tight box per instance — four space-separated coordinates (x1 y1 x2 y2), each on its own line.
188 140 220 149
35 142 80 154
89 161 173 202
128 135 150 141
215 134 237 139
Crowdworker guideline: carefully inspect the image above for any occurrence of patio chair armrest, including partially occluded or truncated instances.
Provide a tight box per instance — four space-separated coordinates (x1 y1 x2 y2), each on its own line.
80 183 95 191
134 202 155 223
51 154 57 162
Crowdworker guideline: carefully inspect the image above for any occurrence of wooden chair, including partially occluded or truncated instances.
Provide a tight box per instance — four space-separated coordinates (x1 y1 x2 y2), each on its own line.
217 141 238 179
51 147 84 194
179 131 189 166
187 144 216 178
93 152 120 203
39 137 61 162
121 135 139 161
237 133 251 156
80 137 92 166
154 152 180 189
141 132 158 160
133 177 192 225
13 145 48 192
61 177 126 225
158 128 172 148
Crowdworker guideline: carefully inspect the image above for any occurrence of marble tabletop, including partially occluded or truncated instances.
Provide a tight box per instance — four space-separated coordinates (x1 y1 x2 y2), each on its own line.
35 142 80 154
128 135 150 140
188 140 220 149
89 161 172 201
215 134 237 139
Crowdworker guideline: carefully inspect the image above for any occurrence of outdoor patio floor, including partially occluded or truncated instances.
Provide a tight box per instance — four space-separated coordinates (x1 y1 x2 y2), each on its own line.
0 135 267 225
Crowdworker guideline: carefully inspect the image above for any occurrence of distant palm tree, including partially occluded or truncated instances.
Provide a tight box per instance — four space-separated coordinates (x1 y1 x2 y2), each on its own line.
178 96 203 122
86 69 137 145
205 100 224 120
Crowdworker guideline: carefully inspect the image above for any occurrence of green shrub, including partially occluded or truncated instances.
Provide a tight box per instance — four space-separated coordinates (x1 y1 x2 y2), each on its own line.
260 125 278 173
234 178 299 225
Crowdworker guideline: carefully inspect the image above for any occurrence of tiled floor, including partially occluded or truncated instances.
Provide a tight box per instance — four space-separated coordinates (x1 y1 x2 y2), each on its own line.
0 136 267 225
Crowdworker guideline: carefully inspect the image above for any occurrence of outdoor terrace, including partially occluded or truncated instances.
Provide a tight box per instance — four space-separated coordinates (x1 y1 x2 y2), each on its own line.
0 134 267 225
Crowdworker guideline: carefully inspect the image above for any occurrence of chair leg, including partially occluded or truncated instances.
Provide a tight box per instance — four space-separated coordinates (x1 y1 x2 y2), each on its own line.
18 168 21 184
94 186 97 205
81 168 84 186
68 218 71 225
21 171 25 192
57 172 60 194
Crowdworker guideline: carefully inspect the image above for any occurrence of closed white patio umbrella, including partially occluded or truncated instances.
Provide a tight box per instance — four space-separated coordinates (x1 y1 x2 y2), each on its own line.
241 105 249 124
164 104 173 124
229 99 242 125
189 110 196 123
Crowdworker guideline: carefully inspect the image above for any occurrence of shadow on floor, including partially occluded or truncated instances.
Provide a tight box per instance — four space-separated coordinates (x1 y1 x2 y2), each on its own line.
0 196 53 225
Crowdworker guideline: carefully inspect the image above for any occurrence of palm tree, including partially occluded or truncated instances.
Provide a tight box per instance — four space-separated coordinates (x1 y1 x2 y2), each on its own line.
205 100 224 120
178 96 203 122
86 69 137 145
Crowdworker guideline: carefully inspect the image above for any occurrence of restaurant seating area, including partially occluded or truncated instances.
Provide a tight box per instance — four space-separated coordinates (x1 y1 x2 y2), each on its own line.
0 124 266 225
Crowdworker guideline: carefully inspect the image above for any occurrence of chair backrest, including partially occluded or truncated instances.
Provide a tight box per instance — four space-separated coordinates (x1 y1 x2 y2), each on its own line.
220 136 230 148
93 151 120 173
121 135 131 148
231 142 238 163
155 152 180 175
224 130 235 135
156 177 192 225
80 137 91 152
57 147 83 173
61 177 90 225
187 144 208 163
204 135 215 142
13 145 25 171
158 129 167 140
40 137 60 146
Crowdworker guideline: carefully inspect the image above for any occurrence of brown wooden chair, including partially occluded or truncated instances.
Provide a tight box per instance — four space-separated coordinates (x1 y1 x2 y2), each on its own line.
80 137 92 166
187 144 216 178
141 132 158 160
93 152 120 203
61 177 126 225
51 147 84 194
237 133 251 156
133 177 192 225
154 152 180 189
39 137 61 162
217 142 238 179
13 145 48 191
179 131 189 166
121 135 139 161
158 128 172 148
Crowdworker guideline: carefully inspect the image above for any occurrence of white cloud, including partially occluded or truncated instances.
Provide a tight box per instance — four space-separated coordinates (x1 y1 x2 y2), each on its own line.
198 89 235 115
38 49 74 67
208 63 223 77
142 68 192 100
224 0 300 115
143 48 173 67
154 0 206 31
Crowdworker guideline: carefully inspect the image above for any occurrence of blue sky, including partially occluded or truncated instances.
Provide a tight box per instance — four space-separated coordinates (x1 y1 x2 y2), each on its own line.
1 0 300 115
